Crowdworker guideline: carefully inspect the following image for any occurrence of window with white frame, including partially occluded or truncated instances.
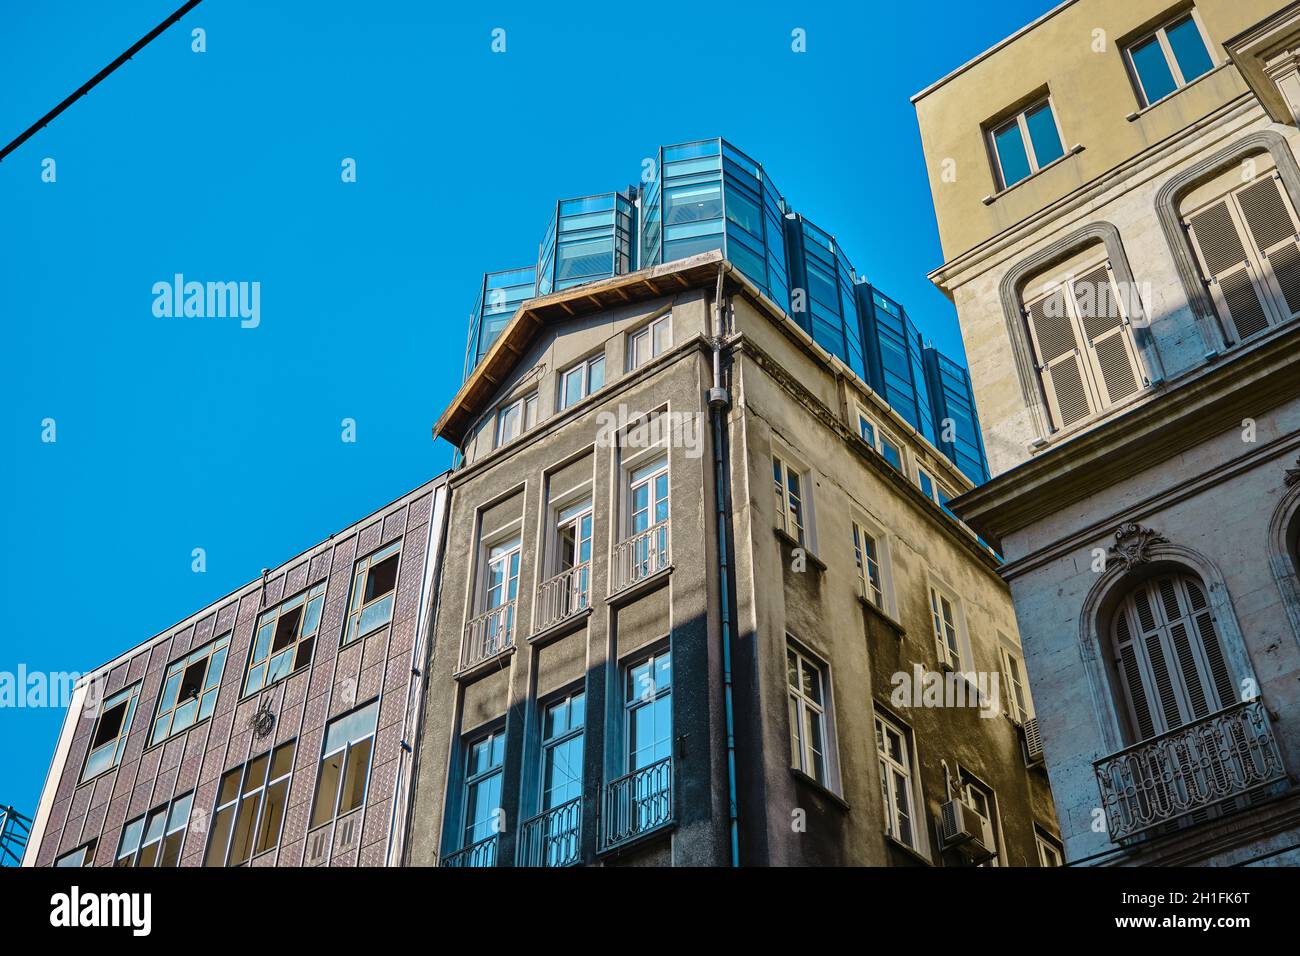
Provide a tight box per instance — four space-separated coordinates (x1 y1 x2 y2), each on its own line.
116 792 193 867
244 582 326 696
344 540 401 645
619 458 670 586
82 683 141 781
855 405 904 472
628 315 671 370
625 649 672 772
852 520 886 610
915 465 955 509
1036 829 1064 867
1183 169 1300 346
875 713 919 850
989 97 1066 190
462 729 506 853
772 454 810 546
929 583 963 671
1124 9 1215 108
204 741 296 866
999 642 1034 725
496 393 538 447
310 699 379 829
559 354 605 410
786 642 833 787
961 776 1001 866
1022 256 1146 431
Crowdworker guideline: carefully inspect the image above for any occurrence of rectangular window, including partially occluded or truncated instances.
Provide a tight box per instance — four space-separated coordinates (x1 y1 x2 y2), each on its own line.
55 842 95 867
989 98 1065 190
344 541 400 645
547 500 592 620
628 315 672 370
82 683 141 781
1125 11 1214 108
786 643 830 786
558 354 606 410
151 635 230 745
929 584 962 670
1036 830 1064 867
311 700 380 828
204 741 295 866
495 392 538 447
116 792 192 867
625 650 672 772
463 730 506 851
875 713 918 850
852 521 885 609
1023 260 1145 431
856 406 903 472
772 455 807 545
244 583 326 696
962 777 1001 866
1000 645 1033 725
533 690 585 867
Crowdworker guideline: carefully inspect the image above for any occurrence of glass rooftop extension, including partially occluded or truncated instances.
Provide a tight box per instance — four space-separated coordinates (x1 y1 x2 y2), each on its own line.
785 214 866 383
537 192 636 297
924 347 990 484
464 266 538 379
858 284 937 447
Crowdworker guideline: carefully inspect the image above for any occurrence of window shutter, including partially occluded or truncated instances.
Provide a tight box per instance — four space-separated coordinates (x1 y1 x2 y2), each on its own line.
1132 586 1186 733
1025 289 1094 428
1115 610 1157 742
1184 578 1235 708
1186 199 1272 342
1236 176 1300 323
1072 264 1143 405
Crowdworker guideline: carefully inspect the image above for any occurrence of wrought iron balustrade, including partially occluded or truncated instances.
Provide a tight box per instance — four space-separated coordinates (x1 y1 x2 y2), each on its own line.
610 521 669 594
441 834 499 868
518 797 582 867
535 564 591 632
601 757 673 849
461 601 516 671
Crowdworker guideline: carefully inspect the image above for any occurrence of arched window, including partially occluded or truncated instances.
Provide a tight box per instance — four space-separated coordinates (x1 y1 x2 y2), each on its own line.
1111 573 1236 742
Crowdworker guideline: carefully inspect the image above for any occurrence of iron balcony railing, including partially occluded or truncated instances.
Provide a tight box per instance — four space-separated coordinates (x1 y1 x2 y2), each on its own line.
460 601 516 671
1094 699 1286 842
535 563 591 633
601 757 673 850
610 520 670 595
441 834 499 868
517 797 582 867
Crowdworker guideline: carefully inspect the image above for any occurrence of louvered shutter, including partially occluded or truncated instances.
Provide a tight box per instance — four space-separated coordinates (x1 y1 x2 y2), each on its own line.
1114 608 1157 741
1072 264 1144 406
1186 199 1273 343
1235 176 1300 324
1184 579 1235 708
1025 289 1094 429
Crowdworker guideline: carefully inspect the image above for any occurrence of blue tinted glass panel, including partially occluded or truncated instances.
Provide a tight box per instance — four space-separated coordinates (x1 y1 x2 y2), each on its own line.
1024 103 1064 168
1130 35 1177 105
1166 16 1213 85
992 122 1031 188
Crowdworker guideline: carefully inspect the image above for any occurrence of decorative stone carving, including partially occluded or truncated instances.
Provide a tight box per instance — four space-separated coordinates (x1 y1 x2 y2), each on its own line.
249 698 276 740
1108 522 1168 570
1285 455 1300 488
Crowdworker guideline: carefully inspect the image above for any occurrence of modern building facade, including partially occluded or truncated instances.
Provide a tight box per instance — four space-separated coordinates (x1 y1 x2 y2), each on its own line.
406 250 1058 867
915 0 1300 865
23 476 449 867
460 137 991 484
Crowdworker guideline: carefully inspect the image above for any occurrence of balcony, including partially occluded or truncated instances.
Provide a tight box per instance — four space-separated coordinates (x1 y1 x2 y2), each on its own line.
517 797 582 867
1094 699 1286 842
441 834 499 868
600 757 673 850
535 564 591 633
460 601 516 672
610 520 670 596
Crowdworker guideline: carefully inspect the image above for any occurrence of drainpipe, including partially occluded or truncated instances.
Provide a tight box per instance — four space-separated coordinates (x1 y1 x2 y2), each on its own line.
708 262 741 867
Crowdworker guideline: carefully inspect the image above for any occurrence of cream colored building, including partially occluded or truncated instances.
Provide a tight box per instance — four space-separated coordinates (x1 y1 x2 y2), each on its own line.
915 0 1300 864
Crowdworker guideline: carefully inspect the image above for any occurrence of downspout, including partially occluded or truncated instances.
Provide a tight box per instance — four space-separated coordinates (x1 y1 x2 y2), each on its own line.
709 262 741 867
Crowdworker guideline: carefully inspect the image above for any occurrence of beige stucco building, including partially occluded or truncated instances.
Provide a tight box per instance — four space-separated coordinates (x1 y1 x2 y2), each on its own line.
405 251 1059 867
915 0 1300 864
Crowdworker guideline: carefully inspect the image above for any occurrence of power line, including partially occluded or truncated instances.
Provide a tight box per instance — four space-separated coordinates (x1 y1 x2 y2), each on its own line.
0 0 204 164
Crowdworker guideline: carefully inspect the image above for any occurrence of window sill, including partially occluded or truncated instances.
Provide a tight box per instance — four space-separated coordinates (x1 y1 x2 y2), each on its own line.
859 595 906 637
773 527 827 571
884 832 934 866
1125 62 1229 121
982 144 1085 206
789 767 851 812
453 644 517 682
607 564 673 607
530 606 593 645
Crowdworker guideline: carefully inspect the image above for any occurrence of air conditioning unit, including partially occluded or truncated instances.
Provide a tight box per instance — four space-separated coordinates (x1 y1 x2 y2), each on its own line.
940 799 992 861
1022 716 1045 766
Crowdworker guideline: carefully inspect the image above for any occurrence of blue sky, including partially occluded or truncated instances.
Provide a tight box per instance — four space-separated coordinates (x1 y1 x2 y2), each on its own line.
0 0 1051 819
